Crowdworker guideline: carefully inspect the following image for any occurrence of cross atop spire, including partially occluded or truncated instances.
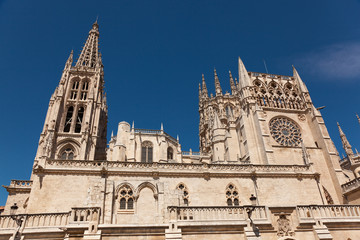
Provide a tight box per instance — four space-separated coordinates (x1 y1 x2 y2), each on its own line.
76 21 101 68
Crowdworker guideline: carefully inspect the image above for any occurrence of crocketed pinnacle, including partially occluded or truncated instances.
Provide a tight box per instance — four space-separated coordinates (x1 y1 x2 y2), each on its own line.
201 74 208 98
76 21 101 68
337 122 354 157
229 70 237 95
214 69 222 96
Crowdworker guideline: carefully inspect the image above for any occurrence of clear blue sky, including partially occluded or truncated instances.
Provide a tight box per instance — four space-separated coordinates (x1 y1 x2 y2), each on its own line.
1 0 360 205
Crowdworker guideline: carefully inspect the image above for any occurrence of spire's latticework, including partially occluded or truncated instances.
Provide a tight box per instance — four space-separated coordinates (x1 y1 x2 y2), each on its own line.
214 69 222 96
76 21 101 68
337 122 354 158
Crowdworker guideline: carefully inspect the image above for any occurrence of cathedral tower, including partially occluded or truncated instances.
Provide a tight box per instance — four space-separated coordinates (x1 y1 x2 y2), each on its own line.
199 58 345 203
35 21 107 165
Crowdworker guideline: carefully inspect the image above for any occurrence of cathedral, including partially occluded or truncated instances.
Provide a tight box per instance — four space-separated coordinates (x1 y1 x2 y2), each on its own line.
1 22 360 240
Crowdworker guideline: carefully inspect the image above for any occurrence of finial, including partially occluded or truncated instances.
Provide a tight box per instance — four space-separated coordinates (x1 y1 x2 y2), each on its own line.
161 122 164 131
132 121 134 129
214 68 222 96
201 74 208 98
177 134 179 141
357 113 360 125
229 70 237 95
111 131 114 137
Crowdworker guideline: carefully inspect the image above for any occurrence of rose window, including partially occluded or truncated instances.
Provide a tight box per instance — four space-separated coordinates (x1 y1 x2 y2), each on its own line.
269 117 301 147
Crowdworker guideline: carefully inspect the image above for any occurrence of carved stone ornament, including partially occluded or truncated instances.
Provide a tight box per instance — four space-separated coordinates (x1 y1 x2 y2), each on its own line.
298 114 306 122
277 213 294 237
269 117 302 147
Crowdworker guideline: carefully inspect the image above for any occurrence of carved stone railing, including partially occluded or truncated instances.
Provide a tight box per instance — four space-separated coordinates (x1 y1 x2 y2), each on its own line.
134 128 161 134
296 205 360 223
2 180 33 193
0 207 100 230
342 178 360 195
9 180 33 188
168 206 269 223
70 207 101 223
182 151 201 156
0 212 69 229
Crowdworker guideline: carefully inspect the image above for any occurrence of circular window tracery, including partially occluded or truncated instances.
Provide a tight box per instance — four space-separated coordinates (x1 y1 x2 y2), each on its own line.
269 117 302 147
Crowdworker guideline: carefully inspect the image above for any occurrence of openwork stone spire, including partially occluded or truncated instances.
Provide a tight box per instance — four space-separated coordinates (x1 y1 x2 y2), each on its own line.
201 74 208 98
76 21 101 68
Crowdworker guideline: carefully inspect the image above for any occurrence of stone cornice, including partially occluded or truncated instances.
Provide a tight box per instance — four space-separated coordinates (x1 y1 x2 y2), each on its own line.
40 160 317 179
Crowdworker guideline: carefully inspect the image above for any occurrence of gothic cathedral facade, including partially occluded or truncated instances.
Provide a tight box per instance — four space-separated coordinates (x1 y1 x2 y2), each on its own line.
1 22 360 240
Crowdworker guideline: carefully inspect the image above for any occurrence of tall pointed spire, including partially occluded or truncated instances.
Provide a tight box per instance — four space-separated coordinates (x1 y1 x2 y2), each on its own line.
76 21 101 68
293 66 309 93
64 50 73 69
337 122 354 158
229 71 237 95
214 69 222 96
201 74 208 98
238 57 251 89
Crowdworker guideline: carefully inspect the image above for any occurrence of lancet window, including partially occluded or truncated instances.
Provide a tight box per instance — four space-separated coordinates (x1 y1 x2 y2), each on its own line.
70 80 80 100
167 147 173 160
74 107 85 133
119 185 134 210
141 141 153 163
226 184 239 206
176 183 189 205
80 81 89 100
63 106 74 132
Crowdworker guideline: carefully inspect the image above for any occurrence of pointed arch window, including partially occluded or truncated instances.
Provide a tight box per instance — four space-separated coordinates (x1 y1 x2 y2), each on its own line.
118 185 134 210
226 184 240 206
60 147 75 160
74 107 85 133
63 106 74 132
141 141 153 163
80 81 89 100
70 81 80 100
176 183 189 206
167 147 173 160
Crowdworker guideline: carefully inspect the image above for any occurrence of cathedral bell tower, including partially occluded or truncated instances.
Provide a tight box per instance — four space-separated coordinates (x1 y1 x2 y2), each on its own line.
35 21 107 165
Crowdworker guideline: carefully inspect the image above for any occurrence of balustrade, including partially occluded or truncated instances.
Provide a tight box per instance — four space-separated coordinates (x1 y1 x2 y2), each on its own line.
0 207 100 230
168 206 268 222
341 178 360 194
70 207 101 223
297 205 360 222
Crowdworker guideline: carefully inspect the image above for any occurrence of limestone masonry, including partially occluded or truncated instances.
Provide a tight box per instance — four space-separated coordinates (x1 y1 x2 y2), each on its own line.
1 22 360 240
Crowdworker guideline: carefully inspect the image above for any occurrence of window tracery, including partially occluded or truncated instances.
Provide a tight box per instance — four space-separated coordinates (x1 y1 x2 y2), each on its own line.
269 117 302 147
63 106 74 132
226 184 239 206
177 183 189 205
60 147 75 160
141 141 153 163
119 185 134 210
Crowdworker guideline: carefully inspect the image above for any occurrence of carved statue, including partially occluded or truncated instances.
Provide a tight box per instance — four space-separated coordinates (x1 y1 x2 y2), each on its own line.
277 213 294 237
